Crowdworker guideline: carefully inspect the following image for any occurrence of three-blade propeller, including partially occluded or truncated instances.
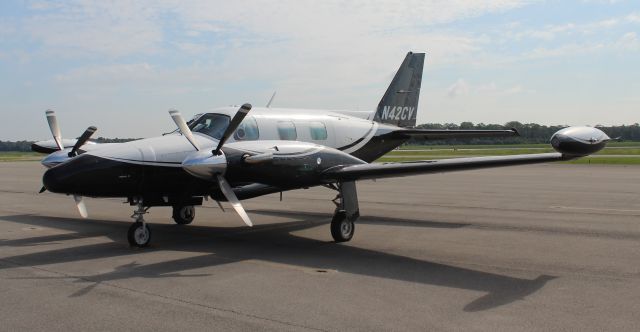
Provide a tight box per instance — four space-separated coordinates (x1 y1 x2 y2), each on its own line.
169 104 253 227
43 110 96 219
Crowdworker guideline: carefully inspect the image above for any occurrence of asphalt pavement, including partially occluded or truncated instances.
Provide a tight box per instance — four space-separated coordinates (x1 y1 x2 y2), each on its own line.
1 162 638 331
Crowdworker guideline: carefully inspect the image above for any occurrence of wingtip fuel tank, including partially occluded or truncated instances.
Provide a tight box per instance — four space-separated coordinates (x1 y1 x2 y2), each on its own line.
550 126 610 157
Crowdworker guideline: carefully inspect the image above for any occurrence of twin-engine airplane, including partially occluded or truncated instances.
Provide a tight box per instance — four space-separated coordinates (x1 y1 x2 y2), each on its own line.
34 52 610 247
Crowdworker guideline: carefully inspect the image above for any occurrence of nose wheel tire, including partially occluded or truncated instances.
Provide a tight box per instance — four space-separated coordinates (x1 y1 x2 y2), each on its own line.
128 222 151 247
172 205 195 225
331 211 354 242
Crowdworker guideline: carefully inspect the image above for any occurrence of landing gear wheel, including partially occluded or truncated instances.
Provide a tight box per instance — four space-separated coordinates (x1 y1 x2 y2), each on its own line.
128 222 151 247
172 205 195 225
331 211 354 242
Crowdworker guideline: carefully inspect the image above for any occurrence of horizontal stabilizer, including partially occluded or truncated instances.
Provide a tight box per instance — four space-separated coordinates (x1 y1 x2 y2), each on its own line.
391 128 519 140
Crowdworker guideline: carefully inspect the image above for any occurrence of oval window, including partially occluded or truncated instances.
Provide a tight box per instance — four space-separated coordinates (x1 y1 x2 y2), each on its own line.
277 121 297 140
309 121 327 140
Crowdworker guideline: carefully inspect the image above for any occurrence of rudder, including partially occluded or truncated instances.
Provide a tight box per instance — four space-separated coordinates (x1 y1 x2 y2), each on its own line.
373 52 425 128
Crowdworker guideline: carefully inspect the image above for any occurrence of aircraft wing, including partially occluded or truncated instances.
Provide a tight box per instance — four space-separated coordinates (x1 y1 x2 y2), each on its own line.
392 128 519 139
322 153 568 182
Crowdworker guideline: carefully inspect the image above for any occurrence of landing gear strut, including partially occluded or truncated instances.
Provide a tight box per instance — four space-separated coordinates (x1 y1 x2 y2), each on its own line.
172 205 195 225
127 201 151 247
330 181 359 242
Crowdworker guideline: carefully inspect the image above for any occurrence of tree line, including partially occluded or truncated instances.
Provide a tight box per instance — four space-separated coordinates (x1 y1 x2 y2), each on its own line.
0 137 138 152
1 122 639 151
410 122 640 145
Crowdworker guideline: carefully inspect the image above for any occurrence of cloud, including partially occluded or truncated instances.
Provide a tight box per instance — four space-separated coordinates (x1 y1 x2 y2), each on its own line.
25 1 163 57
448 79 470 98
453 80 531 98
17 0 530 61
521 29 639 60
626 12 640 23
616 32 640 51
55 63 155 83
510 12 640 42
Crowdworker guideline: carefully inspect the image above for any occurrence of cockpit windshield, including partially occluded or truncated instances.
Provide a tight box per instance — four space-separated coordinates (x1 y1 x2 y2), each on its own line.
188 113 230 140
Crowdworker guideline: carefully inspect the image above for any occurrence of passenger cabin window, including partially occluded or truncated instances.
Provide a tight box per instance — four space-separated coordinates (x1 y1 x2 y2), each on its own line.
309 121 327 140
189 113 230 139
233 116 259 141
277 121 297 140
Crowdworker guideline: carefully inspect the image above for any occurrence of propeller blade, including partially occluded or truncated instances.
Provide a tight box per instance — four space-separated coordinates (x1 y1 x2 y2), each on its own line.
45 110 64 150
169 109 200 151
69 126 97 157
214 103 252 155
73 195 88 218
216 175 252 227
39 186 46 194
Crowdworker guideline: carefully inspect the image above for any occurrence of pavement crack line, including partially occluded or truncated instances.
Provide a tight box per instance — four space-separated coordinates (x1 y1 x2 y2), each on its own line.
0 257 328 332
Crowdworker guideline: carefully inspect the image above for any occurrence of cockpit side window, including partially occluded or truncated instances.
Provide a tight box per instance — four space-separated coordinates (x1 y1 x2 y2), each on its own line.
233 116 259 141
189 113 230 139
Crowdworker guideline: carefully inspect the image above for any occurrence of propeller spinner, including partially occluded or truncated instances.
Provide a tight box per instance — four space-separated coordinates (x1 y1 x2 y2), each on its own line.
169 103 254 227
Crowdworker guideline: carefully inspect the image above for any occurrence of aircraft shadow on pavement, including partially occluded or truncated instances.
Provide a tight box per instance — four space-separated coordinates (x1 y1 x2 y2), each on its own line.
0 213 555 312
248 209 470 229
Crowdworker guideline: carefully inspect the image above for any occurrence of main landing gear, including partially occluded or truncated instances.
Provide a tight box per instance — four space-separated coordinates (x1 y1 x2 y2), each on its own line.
127 202 151 247
329 181 359 243
172 205 195 225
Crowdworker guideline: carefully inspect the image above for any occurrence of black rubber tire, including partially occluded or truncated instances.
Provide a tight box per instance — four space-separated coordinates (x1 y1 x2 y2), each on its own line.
127 222 151 247
172 205 195 225
330 210 354 242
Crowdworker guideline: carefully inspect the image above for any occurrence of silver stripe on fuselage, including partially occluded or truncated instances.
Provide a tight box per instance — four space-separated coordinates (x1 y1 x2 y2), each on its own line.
98 156 183 168
341 122 379 154
95 144 327 168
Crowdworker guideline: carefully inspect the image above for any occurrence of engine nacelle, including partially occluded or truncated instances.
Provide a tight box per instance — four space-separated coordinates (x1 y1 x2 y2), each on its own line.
550 126 609 157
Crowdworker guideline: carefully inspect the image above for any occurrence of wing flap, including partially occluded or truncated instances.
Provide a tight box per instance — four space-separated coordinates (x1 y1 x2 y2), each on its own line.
322 153 567 181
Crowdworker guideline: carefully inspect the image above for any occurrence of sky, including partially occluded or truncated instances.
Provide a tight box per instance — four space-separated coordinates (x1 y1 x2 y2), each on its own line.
0 0 638 140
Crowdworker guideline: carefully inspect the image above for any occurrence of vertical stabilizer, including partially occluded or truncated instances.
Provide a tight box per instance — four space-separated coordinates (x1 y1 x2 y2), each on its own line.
373 52 424 128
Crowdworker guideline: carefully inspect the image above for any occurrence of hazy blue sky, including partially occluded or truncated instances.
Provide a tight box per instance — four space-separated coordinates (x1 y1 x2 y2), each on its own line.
1 0 638 140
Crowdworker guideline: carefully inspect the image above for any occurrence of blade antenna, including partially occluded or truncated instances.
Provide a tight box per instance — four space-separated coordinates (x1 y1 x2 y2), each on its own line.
266 91 276 108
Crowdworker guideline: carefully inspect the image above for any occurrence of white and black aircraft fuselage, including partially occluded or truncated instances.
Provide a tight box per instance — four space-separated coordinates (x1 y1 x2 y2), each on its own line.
35 52 611 247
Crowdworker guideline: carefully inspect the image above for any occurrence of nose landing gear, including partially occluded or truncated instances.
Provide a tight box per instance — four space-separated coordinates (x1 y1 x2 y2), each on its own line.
127 201 151 247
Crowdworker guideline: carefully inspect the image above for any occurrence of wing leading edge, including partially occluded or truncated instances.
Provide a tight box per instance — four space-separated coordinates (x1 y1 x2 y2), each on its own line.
322 153 570 182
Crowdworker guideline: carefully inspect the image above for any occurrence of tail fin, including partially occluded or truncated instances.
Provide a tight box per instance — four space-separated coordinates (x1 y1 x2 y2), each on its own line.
373 52 425 128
